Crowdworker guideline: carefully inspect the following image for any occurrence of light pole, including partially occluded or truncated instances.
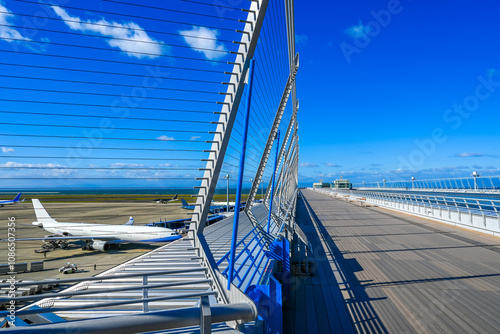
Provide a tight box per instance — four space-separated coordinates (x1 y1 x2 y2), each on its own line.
411 176 416 189
363 181 365 188
224 174 231 212
472 171 480 190
383 179 386 188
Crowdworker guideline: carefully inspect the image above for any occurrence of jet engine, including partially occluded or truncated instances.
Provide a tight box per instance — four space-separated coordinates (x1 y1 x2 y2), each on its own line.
82 240 110 251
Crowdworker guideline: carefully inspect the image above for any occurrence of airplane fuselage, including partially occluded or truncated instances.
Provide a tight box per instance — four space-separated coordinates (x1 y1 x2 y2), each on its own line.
0 193 23 207
40 221 182 243
0 200 20 206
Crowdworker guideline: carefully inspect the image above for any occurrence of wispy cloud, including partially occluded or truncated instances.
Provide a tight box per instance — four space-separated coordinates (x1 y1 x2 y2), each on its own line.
179 26 226 60
52 6 164 58
0 2 31 44
453 152 500 158
0 161 72 176
157 135 175 141
471 164 498 170
110 163 145 168
1 147 14 153
189 136 201 141
300 162 318 168
324 163 341 167
295 34 308 45
344 21 370 39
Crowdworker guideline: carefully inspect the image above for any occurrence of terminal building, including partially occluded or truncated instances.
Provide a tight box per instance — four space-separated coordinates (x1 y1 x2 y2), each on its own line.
313 178 352 189
333 178 352 189
312 181 330 188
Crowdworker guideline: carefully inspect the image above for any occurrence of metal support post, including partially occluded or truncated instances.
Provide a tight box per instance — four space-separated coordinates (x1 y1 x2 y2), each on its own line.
200 296 212 334
267 130 280 233
228 59 255 290
224 174 231 212
142 275 148 313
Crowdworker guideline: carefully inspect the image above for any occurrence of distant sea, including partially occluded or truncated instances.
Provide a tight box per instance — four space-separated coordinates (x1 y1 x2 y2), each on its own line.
0 188 256 195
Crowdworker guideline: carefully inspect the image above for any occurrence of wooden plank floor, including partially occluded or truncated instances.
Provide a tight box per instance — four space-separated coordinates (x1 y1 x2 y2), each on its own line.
285 189 500 333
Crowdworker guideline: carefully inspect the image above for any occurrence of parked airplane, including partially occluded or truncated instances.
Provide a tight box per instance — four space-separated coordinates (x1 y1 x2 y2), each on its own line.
180 198 228 213
0 192 24 207
13 199 182 252
211 200 236 206
152 194 178 204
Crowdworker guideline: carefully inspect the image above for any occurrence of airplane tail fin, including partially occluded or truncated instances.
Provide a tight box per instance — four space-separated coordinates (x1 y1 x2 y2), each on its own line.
172 194 178 200
124 217 134 225
180 198 189 207
13 192 22 202
32 199 56 226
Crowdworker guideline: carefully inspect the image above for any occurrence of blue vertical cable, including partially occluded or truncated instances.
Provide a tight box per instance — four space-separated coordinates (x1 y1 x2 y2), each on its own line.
227 59 256 290
267 130 280 234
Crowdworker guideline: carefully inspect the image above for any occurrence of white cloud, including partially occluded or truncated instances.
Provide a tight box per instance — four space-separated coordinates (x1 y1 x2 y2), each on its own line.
300 162 318 168
295 34 308 45
51 6 164 59
1 161 56 168
0 161 72 176
1 147 14 153
179 26 226 60
454 152 484 158
319 173 336 179
157 135 175 141
453 152 500 158
190 136 201 141
344 22 370 39
324 163 340 167
0 3 31 44
110 163 145 168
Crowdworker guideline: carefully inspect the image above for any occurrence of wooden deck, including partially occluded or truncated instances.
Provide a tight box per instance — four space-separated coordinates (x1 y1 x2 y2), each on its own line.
284 189 500 333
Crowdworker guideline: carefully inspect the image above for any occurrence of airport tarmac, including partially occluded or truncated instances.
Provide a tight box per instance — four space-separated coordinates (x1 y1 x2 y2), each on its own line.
0 200 189 284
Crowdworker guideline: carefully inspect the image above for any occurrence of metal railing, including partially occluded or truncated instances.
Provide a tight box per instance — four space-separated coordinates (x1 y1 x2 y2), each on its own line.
0 269 209 314
1 303 255 334
315 188 500 236
217 225 271 293
353 175 500 191
0 268 256 333
355 191 500 218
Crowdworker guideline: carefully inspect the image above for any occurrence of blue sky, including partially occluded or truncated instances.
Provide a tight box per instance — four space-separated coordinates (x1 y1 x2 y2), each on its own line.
294 0 500 184
0 0 499 189
0 0 291 189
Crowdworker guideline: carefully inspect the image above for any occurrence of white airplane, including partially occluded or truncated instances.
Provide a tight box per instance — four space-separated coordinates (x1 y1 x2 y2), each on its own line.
14 199 182 251
0 192 24 207
211 200 236 206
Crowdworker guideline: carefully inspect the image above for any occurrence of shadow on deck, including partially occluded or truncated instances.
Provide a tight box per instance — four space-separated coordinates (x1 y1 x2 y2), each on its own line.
285 189 500 333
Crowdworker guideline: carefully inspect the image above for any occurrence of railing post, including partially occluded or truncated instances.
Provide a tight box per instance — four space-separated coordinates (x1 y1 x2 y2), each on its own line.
200 295 212 334
228 59 256 290
143 274 148 313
